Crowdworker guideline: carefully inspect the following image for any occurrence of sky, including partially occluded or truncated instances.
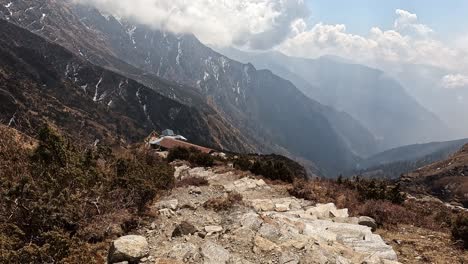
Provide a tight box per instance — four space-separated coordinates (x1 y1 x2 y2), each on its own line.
306 0 468 39
75 0 468 88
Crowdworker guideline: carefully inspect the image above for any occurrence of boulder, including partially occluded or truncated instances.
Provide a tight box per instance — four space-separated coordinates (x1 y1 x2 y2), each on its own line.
200 241 231 264
172 221 197 237
108 235 149 263
358 216 378 231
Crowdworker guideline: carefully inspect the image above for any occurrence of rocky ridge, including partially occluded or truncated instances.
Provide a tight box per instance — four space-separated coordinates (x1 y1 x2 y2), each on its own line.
110 165 400 264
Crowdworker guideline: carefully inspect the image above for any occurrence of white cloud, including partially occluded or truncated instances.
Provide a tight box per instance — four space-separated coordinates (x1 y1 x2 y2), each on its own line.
394 9 433 36
441 74 468 89
74 0 308 49
278 9 468 73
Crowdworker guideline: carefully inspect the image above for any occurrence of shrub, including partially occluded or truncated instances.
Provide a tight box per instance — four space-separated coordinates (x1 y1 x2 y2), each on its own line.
189 151 214 167
0 125 174 262
167 147 214 167
167 147 190 162
452 214 468 249
203 192 243 211
233 156 253 171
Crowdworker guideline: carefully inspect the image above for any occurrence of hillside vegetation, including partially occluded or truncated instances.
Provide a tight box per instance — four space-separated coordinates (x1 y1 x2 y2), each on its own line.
0 125 174 262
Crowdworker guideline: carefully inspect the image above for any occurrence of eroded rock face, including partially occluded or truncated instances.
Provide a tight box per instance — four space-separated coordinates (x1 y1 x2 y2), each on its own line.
108 235 149 263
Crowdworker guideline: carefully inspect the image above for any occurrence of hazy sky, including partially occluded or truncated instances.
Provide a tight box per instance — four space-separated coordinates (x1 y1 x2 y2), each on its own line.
75 0 468 88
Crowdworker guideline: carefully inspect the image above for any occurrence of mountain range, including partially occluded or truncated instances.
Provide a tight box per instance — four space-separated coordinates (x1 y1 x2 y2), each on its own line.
0 0 387 176
0 0 462 177
219 48 449 151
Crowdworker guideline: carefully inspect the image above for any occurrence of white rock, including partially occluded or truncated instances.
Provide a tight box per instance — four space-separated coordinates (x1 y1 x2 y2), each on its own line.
108 235 149 263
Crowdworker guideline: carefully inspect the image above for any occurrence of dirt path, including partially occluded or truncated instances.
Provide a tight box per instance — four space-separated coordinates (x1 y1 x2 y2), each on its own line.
137 165 401 264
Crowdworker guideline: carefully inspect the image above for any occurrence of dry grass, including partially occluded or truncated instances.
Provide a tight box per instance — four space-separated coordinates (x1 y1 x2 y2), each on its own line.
289 178 464 232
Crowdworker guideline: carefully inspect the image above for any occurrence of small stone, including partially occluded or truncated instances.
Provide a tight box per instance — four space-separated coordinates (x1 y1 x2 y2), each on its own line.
172 221 197 237
358 216 378 231
108 235 149 263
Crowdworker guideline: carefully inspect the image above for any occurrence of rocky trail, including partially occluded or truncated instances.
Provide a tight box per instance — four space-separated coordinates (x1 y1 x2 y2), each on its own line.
109 165 401 264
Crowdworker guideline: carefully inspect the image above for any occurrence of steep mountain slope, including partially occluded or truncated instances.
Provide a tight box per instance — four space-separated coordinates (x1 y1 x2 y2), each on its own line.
219 48 448 150
401 144 468 207
0 0 362 176
0 19 253 151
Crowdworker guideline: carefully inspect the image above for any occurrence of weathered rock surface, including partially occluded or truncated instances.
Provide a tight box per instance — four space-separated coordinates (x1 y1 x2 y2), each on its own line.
108 235 149 263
